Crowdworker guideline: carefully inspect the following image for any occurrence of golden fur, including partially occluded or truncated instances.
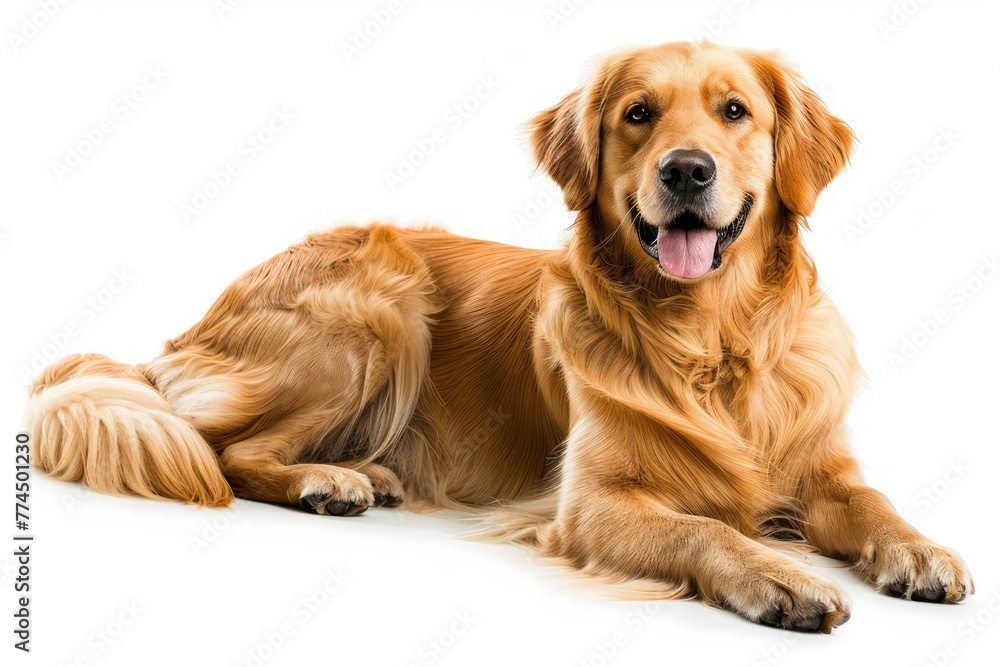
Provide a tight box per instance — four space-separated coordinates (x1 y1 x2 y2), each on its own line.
24 42 972 632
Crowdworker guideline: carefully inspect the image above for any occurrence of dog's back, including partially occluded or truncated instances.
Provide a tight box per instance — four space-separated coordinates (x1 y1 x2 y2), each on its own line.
26 224 567 512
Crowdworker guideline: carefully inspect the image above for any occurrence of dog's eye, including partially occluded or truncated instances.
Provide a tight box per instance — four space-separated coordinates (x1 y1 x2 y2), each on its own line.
625 103 650 124
724 102 748 121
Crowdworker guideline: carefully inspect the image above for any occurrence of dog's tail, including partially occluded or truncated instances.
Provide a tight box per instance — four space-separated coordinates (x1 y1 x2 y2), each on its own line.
23 353 233 507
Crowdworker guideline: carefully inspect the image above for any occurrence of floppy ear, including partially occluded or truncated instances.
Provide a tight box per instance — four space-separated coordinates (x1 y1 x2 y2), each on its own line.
529 54 627 212
748 52 856 218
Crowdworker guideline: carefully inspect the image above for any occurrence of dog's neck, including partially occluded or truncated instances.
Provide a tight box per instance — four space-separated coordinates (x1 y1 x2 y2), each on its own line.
565 205 817 374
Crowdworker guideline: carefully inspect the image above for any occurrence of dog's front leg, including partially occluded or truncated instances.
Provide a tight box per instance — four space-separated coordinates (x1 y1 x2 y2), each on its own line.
543 419 851 632
800 448 974 603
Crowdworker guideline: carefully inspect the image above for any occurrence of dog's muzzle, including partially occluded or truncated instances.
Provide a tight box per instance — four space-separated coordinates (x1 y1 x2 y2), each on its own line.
631 193 753 280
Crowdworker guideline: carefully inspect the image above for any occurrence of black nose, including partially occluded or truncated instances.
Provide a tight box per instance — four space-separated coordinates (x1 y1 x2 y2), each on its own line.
658 149 717 194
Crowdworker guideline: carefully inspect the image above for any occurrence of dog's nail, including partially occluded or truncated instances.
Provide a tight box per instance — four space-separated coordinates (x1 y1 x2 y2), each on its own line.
325 500 350 516
300 494 324 513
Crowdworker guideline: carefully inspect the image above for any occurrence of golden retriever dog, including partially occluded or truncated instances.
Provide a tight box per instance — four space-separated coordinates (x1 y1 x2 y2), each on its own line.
25 41 972 632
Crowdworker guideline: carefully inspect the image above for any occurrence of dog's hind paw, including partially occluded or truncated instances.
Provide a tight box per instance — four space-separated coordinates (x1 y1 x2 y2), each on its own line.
295 467 375 517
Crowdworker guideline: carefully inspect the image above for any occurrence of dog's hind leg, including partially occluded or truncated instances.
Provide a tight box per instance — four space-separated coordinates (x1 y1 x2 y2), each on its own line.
169 225 436 515
331 460 405 507
220 422 378 516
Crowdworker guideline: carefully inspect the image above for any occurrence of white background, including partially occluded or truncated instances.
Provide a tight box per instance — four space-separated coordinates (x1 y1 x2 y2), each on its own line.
3 1 999 665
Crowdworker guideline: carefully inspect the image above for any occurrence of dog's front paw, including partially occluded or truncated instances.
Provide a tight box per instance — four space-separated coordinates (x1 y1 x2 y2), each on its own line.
857 537 973 603
714 552 852 633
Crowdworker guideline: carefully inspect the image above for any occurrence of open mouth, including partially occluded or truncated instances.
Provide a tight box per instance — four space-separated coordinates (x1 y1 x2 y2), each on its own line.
631 193 753 280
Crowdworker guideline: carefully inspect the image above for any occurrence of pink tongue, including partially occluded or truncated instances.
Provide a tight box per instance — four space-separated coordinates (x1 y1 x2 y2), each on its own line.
656 227 718 279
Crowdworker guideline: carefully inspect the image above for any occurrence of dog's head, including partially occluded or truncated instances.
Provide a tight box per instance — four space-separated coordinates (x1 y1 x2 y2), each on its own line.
530 42 854 282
